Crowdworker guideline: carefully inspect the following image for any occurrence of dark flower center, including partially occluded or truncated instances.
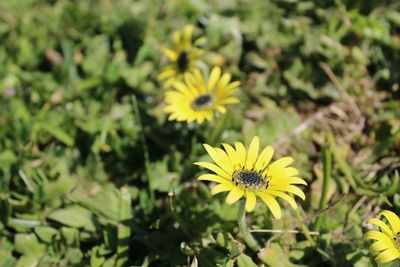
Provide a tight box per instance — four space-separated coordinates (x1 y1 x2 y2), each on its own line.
177 51 189 72
233 169 268 190
394 232 400 248
191 94 213 110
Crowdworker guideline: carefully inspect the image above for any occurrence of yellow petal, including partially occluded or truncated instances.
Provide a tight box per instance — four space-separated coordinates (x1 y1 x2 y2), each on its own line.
162 48 178 61
280 167 299 177
208 67 221 91
370 241 393 252
216 73 231 92
376 248 400 263
254 145 274 171
269 184 306 200
257 192 282 219
366 231 396 245
168 113 178 121
210 183 233 195
172 81 189 93
203 144 233 174
220 81 240 97
381 210 400 233
245 191 257 212
184 72 196 88
286 177 307 185
197 115 205 124
222 143 239 168
193 36 206 46
194 161 231 179
214 147 235 174
158 69 176 81
219 97 239 104
172 31 181 48
204 111 214 122
267 190 297 209
182 25 194 49
368 218 393 236
245 136 260 169
268 157 294 172
234 142 247 167
215 105 226 114
197 174 230 184
226 188 244 204
269 177 307 186
164 77 178 89
191 68 203 84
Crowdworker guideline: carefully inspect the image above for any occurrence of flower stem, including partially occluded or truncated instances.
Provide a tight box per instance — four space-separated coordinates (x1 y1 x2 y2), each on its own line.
314 145 332 232
294 208 315 246
238 200 260 251
208 112 230 146
132 95 155 212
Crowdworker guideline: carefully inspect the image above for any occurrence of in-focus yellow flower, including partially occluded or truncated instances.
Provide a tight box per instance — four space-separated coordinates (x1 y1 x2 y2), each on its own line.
366 210 400 263
195 136 307 218
158 25 205 88
164 67 240 124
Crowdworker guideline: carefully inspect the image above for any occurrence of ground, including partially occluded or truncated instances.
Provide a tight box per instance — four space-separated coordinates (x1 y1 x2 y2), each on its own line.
0 0 399 266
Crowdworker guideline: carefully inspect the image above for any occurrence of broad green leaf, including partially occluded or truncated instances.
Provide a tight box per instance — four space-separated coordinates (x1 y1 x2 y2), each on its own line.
258 243 294 267
14 234 46 257
236 254 257 267
41 124 74 147
34 226 58 243
47 206 95 231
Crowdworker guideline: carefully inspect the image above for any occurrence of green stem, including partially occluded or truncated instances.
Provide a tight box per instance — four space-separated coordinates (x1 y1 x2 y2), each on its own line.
327 132 356 189
168 192 192 238
116 187 132 267
294 208 315 246
314 145 332 232
238 200 260 251
132 95 155 211
208 112 230 146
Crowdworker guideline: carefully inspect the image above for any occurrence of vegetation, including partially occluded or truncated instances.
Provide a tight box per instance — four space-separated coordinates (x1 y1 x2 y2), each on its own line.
0 0 399 266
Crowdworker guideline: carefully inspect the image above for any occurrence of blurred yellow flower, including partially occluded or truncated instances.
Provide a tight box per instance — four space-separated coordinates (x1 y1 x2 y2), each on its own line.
366 210 400 263
158 25 205 89
195 136 307 218
164 67 240 124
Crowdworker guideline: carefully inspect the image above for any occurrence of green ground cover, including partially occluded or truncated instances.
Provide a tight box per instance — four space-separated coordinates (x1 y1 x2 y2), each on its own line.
0 0 399 266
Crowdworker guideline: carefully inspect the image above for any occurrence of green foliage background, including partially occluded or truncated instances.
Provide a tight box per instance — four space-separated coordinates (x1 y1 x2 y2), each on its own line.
0 0 399 266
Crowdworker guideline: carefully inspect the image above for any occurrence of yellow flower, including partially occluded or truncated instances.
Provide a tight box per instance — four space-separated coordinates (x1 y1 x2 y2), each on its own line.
158 25 205 89
195 136 307 218
366 210 400 263
164 67 240 124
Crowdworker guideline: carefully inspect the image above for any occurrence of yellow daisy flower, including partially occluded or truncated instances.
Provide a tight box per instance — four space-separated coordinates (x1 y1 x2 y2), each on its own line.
164 67 240 124
195 136 307 218
366 210 400 263
158 25 205 89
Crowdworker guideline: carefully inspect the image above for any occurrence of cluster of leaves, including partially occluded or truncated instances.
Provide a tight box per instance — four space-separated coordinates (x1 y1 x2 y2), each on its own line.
0 0 399 266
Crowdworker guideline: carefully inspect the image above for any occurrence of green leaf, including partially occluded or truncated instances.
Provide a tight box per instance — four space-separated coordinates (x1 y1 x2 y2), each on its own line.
42 176 75 203
61 227 79 246
14 234 46 256
69 184 120 221
66 248 83 264
258 243 294 267
0 196 11 225
41 124 74 147
0 150 17 170
91 246 106 267
34 226 58 243
236 254 257 267
47 205 95 231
